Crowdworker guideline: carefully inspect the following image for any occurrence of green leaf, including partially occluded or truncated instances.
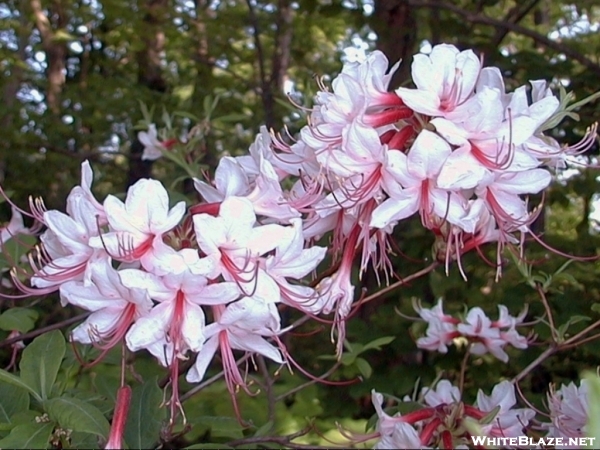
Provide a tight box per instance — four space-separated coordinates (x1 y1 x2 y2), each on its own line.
195 416 244 439
45 396 110 437
69 431 101 449
124 377 166 449
173 85 194 102
354 357 372 379
479 405 501 425
0 234 36 270
0 383 29 422
253 420 274 437
362 336 395 351
0 368 42 402
592 303 600 314
0 308 39 333
20 330 66 400
0 421 54 449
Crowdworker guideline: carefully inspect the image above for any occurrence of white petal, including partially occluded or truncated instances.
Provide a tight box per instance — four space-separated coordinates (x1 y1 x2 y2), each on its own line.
182 303 205 352
370 193 419 229
407 130 451 179
186 335 219 383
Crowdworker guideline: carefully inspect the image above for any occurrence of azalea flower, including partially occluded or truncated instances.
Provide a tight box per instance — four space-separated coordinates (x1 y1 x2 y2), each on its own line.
415 301 528 361
186 298 283 418
0 207 31 244
371 391 425 449
370 380 535 449
475 380 535 438
262 218 327 313
370 130 467 230
124 268 239 364
90 178 186 273
422 379 461 407
60 260 153 348
27 193 106 292
544 380 590 447
193 196 292 287
396 44 481 119
194 151 299 222
138 124 166 161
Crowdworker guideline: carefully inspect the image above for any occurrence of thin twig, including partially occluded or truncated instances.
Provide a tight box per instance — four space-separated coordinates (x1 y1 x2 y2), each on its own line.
536 284 558 343
562 319 600 346
275 361 342 403
256 355 276 429
458 346 471 394
512 344 556 384
559 332 600 351
0 312 89 348
359 261 439 307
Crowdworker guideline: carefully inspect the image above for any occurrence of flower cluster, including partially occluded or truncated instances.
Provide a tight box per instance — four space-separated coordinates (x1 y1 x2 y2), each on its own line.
370 380 535 449
7 161 327 417
414 299 529 362
543 380 590 448
3 42 596 433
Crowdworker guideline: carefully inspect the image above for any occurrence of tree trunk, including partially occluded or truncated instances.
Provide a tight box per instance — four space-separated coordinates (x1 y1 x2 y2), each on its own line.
127 0 168 187
371 0 418 89
30 0 68 115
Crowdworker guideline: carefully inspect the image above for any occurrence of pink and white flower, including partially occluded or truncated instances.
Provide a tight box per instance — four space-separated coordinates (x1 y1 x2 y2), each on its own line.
91 178 186 273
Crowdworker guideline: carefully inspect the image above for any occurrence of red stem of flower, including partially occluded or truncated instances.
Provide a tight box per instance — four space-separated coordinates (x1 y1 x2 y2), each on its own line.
420 417 442 446
105 385 132 450
401 407 436 424
189 202 221 216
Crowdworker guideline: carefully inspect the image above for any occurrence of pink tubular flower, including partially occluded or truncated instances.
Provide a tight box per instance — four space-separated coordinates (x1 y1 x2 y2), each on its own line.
371 391 426 449
91 178 185 272
124 266 239 422
371 130 467 230
186 298 283 419
415 299 461 353
262 218 327 313
1 207 31 245
543 380 590 447
458 307 508 361
300 50 405 154
371 380 534 449
396 44 481 119
138 124 175 161
104 385 132 450
26 194 105 293
124 268 239 365
194 146 299 222
193 196 292 288
415 301 528 361
60 260 152 349
314 223 361 356
475 380 535 438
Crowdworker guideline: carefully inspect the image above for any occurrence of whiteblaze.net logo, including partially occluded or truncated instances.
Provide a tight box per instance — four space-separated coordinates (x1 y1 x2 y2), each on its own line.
471 436 596 447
